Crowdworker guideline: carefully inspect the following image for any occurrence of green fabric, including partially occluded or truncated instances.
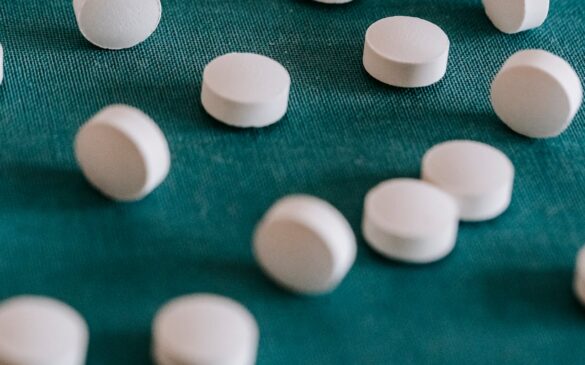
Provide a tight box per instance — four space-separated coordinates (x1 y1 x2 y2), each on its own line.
1 0 585 363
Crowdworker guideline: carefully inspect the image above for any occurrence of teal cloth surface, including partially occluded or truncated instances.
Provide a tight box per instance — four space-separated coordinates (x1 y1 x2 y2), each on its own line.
1 0 585 363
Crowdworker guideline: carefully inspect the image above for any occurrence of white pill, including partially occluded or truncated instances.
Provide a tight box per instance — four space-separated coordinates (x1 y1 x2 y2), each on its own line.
0 44 3 85
201 53 291 128
363 16 450 88
362 179 459 264
0 296 89 365
74 104 170 202
575 246 585 306
152 294 259 365
483 0 549 34
253 195 356 295
73 0 161 50
491 50 583 138
422 140 515 222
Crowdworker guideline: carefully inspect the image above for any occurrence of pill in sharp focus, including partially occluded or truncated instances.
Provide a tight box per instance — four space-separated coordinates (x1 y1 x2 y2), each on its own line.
254 195 356 295
73 0 161 50
483 0 549 34
74 104 170 202
491 49 583 138
363 16 450 88
201 53 291 128
362 178 459 264
152 294 259 365
0 296 89 365
422 140 515 222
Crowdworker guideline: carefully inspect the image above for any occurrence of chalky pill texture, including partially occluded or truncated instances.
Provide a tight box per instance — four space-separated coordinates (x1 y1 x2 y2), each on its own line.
153 294 259 365
201 52 291 128
491 49 583 138
483 0 549 34
74 104 170 202
575 246 585 306
363 16 450 88
0 296 89 365
254 195 356 294
422 140 515 222
362 179 459 264
73 0 162 50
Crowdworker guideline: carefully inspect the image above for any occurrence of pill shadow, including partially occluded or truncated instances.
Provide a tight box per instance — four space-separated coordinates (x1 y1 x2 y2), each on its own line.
89 330 153 365
0 163 109 212
480 267 585 324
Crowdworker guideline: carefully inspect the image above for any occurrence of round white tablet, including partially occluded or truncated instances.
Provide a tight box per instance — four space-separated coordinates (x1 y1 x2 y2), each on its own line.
0 296 89 365
0 44 4 85
73 0 161 50
362 179 459 264
491 49 583 138
152 294 259 365
363 16 450 88
422 140 515 222
483 0 549 34
574 246 585 306
253 195 356 295
74 104 170 202
201 53 291 128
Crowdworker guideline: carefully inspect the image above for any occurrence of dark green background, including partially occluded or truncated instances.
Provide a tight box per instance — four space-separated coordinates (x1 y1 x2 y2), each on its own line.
1 0 585 363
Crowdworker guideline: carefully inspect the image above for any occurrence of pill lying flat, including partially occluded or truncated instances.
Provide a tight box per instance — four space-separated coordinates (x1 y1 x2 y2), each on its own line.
363 16 450 88
483 0 549 34
422 140 515 222
73 0 161 50
362 179 459 263
152 294 259 365
201 53 291 128
254 195 356 295
74 104 170 202
0 296 89 365
491 50 583 138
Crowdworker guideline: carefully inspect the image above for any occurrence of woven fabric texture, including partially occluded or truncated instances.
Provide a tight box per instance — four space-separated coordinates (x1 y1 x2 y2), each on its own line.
1 0 585 364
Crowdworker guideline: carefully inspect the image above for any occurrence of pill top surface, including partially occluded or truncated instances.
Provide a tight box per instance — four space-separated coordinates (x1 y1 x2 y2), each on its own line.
365 16 449 65
491 49 583 138
365 179 458 239
74 0 161 50
75 104 170 201
153 294 258 365
203 53 290 104
254 195 356 294
0 296 88 364
483 0 549 34
422 140 514 197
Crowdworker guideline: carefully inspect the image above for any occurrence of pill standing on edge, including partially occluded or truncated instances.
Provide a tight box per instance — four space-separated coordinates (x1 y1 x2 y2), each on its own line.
575 246 585 306
254 195 356 295
152 294 259 365
491 49 583 138
201 53 291 128
422 140 515 222
362 179 459 264
74 104 171 202
363 16 450 88
73 0 162 50
483 0 549 34
0 296 89 365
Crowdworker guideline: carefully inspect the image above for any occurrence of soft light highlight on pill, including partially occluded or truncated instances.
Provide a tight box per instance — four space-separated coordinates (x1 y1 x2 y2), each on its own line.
363 16 450 88
201 53 291 128
152 294 259 365
422 140 515 222
0 296 89 365
362 179 459 263
491 49 583 138
73 0 162 50
483 0 549 34
254 195 356 295
74 104 170 202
